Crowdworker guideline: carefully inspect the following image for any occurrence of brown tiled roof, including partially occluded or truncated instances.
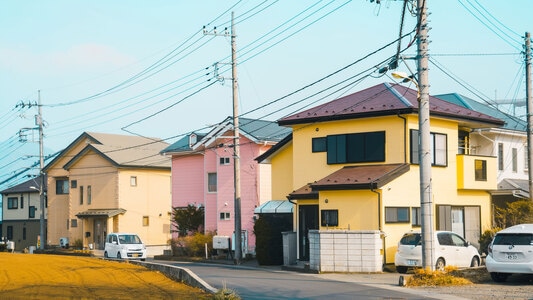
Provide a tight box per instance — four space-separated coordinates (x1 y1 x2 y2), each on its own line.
279 83 504 127
288 183 318 200
312 163 410 190
288 164 409 199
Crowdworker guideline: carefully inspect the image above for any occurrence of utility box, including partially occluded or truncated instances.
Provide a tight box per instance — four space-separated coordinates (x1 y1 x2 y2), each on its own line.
282 231 297 266
213 236 230 250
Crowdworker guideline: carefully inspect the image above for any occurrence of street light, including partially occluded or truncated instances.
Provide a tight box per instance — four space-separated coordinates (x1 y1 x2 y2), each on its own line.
392 70 435 271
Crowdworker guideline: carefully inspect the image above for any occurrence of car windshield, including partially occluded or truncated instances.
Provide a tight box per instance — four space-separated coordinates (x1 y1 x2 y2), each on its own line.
493 233 533 246
399 233 421 246
118 234 142 244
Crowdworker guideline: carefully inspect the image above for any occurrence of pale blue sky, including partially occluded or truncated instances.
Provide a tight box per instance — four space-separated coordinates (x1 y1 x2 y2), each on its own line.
1 0 532 187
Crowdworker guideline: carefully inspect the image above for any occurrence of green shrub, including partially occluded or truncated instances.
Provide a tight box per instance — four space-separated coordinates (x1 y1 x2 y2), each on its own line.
479 228 501 255
73 239 83 249
253 214 292 265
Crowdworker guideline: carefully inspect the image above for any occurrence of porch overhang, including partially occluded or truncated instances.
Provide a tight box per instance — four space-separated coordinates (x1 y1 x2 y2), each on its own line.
76 208 127 218
254 200 294 214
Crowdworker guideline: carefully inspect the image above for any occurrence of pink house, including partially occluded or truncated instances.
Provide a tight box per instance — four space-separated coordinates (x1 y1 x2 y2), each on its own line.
161 117 291 255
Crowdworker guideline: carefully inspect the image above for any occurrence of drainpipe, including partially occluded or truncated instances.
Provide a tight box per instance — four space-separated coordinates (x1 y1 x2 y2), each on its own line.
397 114 408 163
370 183 386 267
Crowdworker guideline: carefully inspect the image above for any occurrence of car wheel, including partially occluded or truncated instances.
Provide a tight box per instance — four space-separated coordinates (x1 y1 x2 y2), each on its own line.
117 252 122 259
396 266 408 274
470 257 480 267
435 258 445 271
490 272 509 282
104 251 108 258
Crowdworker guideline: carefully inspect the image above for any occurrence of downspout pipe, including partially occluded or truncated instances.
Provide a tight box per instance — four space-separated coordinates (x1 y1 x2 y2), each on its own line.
397 114 407 163
370 182 386 268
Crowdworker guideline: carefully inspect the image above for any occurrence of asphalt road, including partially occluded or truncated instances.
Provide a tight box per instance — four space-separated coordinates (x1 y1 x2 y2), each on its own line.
162 260 467 300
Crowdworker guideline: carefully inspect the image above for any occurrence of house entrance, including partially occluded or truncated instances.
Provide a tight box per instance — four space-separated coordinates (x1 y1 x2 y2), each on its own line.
93 218 107 250
298 205 318 261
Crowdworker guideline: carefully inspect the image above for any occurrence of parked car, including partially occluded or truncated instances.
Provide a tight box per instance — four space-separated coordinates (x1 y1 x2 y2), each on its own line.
394 230 480 273
104 233 147 261
486 224 533 282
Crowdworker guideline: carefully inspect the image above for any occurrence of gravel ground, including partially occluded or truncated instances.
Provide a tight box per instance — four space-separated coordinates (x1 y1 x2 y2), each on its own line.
409 268 533 300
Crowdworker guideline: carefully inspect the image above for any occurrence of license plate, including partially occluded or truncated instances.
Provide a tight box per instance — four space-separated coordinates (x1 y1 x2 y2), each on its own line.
132 253 139 258
407 259 418 266
506 254 518 260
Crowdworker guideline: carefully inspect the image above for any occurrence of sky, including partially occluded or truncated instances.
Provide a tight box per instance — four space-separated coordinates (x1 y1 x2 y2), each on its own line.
1 0 532 189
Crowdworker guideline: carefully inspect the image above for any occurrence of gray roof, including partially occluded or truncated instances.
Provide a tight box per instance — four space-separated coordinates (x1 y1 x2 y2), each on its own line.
161 117 291 154
0 175 46 194
435 93 526 132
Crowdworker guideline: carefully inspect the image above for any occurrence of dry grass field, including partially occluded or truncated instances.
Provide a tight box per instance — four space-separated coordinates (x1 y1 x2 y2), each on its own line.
0 253 211 299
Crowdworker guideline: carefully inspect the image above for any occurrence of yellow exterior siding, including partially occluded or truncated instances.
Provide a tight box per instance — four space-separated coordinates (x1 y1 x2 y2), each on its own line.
271 142 294 200
116 169 171 245
319 190 378 230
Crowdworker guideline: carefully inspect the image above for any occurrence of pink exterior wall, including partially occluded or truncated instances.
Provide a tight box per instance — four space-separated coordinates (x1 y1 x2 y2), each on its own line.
171 154 204 238
170 135 271 254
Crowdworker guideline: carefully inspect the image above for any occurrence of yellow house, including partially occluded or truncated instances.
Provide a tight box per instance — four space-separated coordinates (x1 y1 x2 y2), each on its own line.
257 83 505 267
43 132 171 251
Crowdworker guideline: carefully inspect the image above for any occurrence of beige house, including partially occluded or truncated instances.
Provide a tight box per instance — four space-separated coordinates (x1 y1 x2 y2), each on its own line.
43 132 171 250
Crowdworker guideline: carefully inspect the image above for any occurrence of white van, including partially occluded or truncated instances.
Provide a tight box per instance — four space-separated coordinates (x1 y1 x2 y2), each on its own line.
104 233 147 261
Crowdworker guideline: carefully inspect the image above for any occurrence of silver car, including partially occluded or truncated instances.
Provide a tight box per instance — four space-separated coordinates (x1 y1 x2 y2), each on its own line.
395 230 481 273
486 224 533 282
104 233 147 261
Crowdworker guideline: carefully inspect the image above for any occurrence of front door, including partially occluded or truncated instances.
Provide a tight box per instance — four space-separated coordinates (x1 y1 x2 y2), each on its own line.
93 218 108 250
298 205 319 261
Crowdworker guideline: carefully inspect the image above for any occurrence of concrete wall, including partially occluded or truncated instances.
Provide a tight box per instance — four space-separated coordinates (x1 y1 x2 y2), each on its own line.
309 230 383 273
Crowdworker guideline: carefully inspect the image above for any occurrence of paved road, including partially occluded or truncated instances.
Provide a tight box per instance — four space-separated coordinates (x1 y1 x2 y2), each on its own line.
161 260 468 300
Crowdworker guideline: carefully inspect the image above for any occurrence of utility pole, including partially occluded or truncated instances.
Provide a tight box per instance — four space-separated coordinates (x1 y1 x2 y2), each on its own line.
38 90 45 250
525 32 532 201
204 12 242 264
416 0 434 270
230 11 242 264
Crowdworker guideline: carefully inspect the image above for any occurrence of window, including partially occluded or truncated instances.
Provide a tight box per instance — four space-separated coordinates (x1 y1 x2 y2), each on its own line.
220 212 230 220
56 179 69 194
29 206 36 218
208 173 217 192
498 143 504 171
411 207 421 226
312 137 327 152
23 228 26 240
79 186 84 205
87 186 92 205
130 176 137 187
385 207 410 223
143 216 149 226
71 180 77 189
219 157 230 165
410 130 447 166
20 195 23 209
321 210 338 227
512 148 518 172
71 219 78 228
475 159 487 181
326 131 385 164
7 197 18 209
7 226 13 240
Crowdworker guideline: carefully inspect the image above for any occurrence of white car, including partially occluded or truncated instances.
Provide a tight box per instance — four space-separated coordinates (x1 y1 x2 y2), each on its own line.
394 230 481 273
486 224 533 282
104 233 147 261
